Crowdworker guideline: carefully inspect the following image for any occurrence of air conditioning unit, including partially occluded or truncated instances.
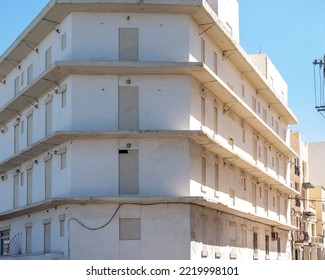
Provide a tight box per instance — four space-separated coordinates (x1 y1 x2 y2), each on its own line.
271 232 279 240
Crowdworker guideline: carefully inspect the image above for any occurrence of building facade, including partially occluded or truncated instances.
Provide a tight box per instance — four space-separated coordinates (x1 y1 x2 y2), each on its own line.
0 0 298 260
290 133 325 260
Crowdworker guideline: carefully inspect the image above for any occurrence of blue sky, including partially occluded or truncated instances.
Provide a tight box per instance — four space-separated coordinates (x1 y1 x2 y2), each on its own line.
1 0 325 142
239 0 325 142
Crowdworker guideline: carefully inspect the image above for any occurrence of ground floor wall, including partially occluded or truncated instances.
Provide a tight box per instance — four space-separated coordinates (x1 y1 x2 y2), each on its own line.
190 205 292 260
0 203 191 260
1 203 293 260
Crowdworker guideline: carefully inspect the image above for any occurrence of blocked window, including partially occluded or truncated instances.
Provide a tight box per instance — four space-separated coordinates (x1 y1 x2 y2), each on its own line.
201 156 206 186
275 121 279 134
119 218 141 240
263 107 267 122
27 64 33 85
59 215 65 237
252 184 257 211
252 96 256 112
213 52 218 74
118 86 139 131
119 149 139 195
25 225 32 255
242 177 246 191
14 76 20 96
45 157 52 200
43 221 51 253
265 235 270 255
229 189 235 206
20 71 25 86
61 85 67 108
201 97 205 127
45 100 52 137
214 107 218 134
119 28 139 61
264 147 268 167
201 38 205 63
214 163 219 192
61 151 67 170
253 138 257 160
253 232 258 253
13 174 19 209
277 238 281 255
14 124 19 153
264 189 268 216
61 33 67 50
27 167 33 205
45 47 52 70
27 114 33 146
20 120 24 134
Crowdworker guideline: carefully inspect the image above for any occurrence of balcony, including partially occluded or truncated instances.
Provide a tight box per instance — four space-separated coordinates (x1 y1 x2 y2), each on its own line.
294 231 309 245
0 0 297 126
0 130 300 196
0 61 298 162
303 211 316 217
311 236 324 246
0 196 296 232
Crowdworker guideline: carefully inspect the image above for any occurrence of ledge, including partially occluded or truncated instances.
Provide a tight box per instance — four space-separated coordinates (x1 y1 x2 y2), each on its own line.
0 130 299 196
192 1 297 124
0 195 297 231
0 61 203 125
0 252 64 260
0 60 297 159
0 130 299 195
0 0 297 124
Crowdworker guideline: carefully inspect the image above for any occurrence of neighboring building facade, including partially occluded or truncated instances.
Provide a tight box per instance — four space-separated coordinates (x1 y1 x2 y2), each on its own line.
290 134 325 260
308 142 325 259
298 141 318 260
290 131 304 260
0 0 298 260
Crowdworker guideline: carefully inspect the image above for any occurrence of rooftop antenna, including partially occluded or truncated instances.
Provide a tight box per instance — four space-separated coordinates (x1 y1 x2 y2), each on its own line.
313 54 325 115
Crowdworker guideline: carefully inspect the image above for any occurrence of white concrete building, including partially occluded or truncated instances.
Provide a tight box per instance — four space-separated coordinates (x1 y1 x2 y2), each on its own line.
0 0 298 260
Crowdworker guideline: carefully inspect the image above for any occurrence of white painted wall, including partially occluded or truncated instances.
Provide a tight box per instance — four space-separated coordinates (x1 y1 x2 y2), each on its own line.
69 204 190 260
190 205 291 260
0 15 72 109
250 53 288 104
139 138 190 196
0 74 192 163
70 75 118 131
70 12 189 62
189 140 289 224
0 142 72 212
70 139 118 197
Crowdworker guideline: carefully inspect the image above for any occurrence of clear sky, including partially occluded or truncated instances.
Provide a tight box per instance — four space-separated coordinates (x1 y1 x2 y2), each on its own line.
239 0 325 142
1 0 325 142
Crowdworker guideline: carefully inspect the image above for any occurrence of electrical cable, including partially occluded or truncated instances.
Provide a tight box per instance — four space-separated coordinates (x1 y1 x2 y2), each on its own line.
319 63 323 107
68 201 197 231
314 63 317 107
68 204 123 231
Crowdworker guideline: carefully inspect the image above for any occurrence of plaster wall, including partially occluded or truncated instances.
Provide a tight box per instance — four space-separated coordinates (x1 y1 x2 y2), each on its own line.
190 205 292 260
